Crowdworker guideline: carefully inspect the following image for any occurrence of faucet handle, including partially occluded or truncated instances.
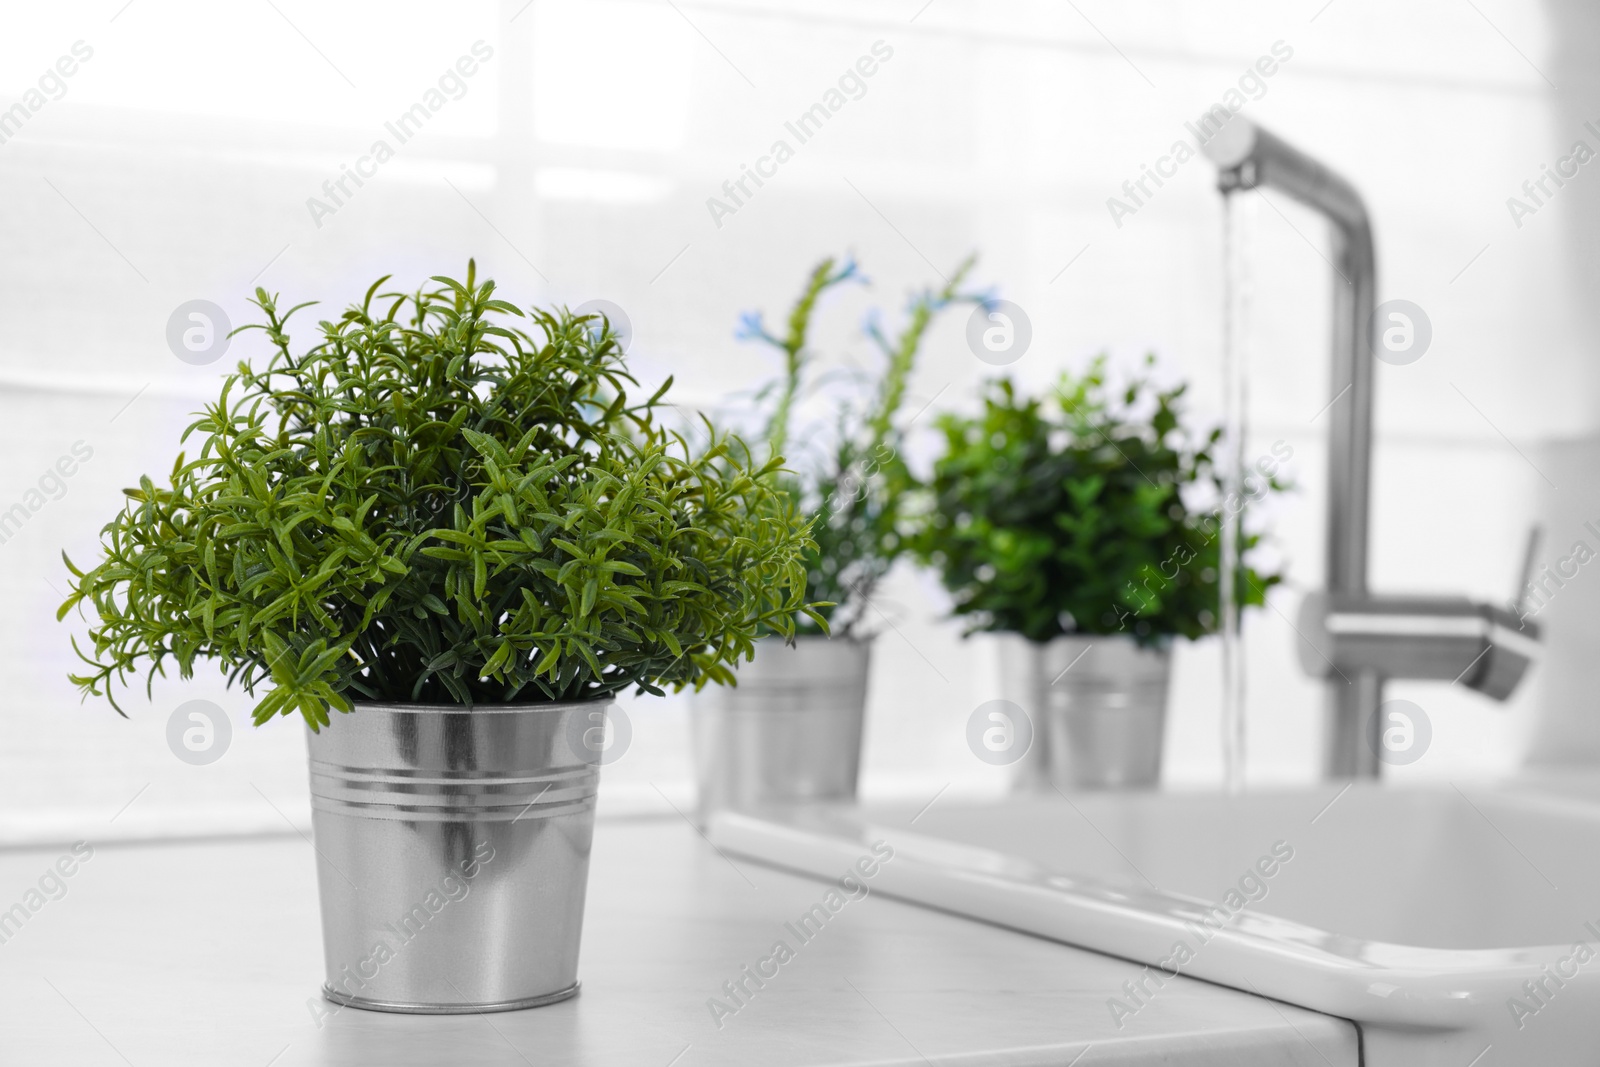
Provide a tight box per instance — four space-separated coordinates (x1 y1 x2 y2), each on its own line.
1512 524 1544 617
1296 592 1540 701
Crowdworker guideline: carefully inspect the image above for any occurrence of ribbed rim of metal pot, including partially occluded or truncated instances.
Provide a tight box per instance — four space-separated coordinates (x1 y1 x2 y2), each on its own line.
310 697 608 821
343 695 616 715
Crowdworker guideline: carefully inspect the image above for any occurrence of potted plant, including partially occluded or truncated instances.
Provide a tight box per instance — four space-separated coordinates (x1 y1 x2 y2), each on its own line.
58 264 813 1013
691 255 982 820
913 355 1287 789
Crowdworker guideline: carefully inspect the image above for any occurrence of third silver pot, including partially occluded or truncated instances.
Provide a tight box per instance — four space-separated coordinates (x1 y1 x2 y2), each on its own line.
691 635 871 823
999 633 1172 791
1039 635 1172 789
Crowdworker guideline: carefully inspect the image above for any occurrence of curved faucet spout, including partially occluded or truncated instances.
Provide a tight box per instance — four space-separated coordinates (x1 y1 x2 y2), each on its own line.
1203 119 1372 239
1203 117 1376 604
1202 118 1541 779
1202 116 1382 777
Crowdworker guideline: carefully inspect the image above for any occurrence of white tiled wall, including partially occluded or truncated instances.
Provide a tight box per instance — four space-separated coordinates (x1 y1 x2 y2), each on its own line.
2 0 1595 843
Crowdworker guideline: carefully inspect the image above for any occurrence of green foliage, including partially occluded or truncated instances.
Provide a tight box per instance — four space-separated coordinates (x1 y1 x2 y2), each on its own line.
740 254 983 637
60 263 814 730
913 355 1286 644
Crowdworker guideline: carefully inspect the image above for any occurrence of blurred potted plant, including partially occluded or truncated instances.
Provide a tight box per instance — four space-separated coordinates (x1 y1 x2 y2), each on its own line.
59 264 812 1013
914 355 1287 789
691 254 982 820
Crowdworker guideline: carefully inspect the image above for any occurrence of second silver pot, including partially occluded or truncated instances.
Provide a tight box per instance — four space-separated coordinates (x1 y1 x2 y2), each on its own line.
691 635 871 823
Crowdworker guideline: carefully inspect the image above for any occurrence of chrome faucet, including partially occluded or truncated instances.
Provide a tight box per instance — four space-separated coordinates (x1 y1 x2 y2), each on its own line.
1200 117 1540 779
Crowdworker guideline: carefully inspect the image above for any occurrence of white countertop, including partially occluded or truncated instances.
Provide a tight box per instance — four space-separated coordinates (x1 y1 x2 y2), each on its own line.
0 817 1358 1066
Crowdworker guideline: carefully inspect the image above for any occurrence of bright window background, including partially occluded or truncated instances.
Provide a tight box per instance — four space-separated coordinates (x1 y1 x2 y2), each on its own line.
3 0 1597 846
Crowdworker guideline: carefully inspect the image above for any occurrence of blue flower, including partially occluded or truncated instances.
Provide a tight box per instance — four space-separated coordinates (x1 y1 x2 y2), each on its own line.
735 310 767 342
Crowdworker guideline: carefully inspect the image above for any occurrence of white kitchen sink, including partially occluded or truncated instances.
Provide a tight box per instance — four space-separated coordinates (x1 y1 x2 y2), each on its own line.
709 783 1600 1066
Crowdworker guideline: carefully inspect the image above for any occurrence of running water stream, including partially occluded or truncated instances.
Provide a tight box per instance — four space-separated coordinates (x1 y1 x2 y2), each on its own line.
1219 193 1254 794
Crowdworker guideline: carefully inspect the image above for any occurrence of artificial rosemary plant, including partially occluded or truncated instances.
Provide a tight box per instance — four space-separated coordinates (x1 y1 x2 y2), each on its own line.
739 254 983 637
61 264 814 730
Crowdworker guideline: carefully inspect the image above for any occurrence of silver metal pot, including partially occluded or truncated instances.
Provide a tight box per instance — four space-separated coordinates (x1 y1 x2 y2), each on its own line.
691 635 871 823
306 699 603 1014
1038 635 1172 790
